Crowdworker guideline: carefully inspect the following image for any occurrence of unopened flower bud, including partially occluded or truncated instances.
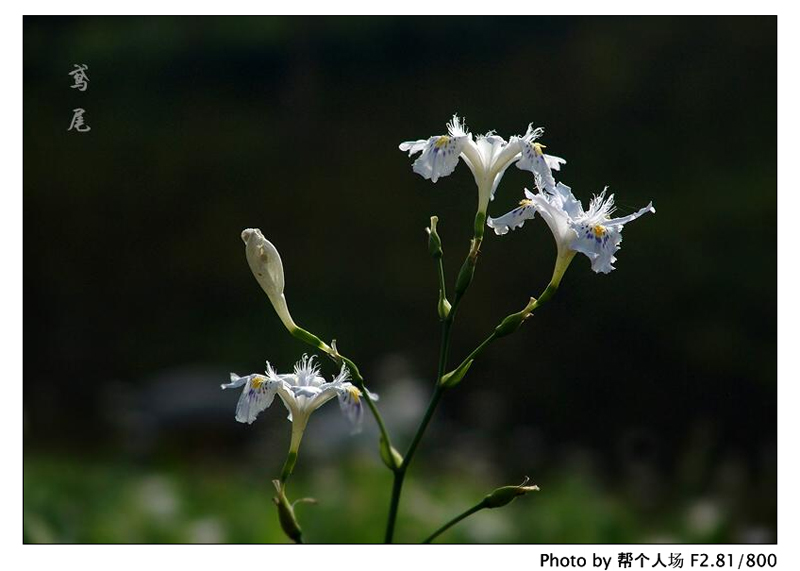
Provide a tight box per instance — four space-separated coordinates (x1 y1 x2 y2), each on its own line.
454 256 476 298
493 298 537 338
440 359 473 388
272 480 303 543
438 293 452 321
379 435 403 471
242 228 298 333
483 477 540 509
427 216 443 259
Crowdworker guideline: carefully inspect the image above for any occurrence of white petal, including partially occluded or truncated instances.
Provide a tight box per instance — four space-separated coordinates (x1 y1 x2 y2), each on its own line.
275 382 299 422
229 375 278 425
221 373 247 390
399 139 427 155
447 114 469 137
475 134 507 167
492 136 524 171
530 191 577 250
410 135 467 183
544 154 566 171
337 383 366 433
293 354 322 386
517 142 557 192
488 156 516 202
302 384 338 413
548 183 584 220
487 202 537 235
570 222 623 274
604 202 656 227
569 199 654 273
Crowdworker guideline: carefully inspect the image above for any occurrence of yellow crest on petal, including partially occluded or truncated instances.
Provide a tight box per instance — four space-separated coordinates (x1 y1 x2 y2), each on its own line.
347 386 362 402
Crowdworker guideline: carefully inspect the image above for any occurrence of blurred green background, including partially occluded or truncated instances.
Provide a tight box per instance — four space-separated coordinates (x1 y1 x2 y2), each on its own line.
23 16 776 543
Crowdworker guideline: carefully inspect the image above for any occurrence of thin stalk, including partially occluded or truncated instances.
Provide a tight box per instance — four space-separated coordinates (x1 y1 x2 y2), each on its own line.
384 215 486 543
403 319 452 465
279 451 298 485
384 469 405 543
436 256 447 302
384 279 460 542
384 323 449 543
446 273 564 379
422 501 487 543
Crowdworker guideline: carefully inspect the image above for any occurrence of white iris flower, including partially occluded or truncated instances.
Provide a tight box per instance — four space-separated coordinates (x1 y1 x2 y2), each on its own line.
399 116 564 216
221 355 375 451
489 183 655 275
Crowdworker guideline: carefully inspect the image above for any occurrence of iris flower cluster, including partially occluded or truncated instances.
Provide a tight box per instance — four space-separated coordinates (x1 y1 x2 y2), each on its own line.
221 114 655 543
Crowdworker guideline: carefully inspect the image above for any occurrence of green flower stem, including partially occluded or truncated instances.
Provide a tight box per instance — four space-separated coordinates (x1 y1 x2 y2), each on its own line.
422 478 540 543
435 256 451 319
384 468 405 543
445 270 568 386
458 330 499 371
385 224 481 542
422 500 487 543
384 322 450 543
436 258 447 299
279 451 298 485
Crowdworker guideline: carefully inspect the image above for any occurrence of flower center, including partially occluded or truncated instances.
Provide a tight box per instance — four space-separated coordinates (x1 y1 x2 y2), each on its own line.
435 135 450 148
592 225 607 238
251 375 266 389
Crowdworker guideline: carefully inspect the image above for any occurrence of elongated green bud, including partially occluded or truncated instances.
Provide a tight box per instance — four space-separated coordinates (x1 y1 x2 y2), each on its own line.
483 477 540 509
494 298 538 338
272 480 303 543
438 293 452 320
454 257 476 298
427 216 443 259
494 312 526 338
379 435 403 471
440 359 473 389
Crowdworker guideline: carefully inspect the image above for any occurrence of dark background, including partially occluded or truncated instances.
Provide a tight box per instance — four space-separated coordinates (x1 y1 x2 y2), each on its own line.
23 16 776 543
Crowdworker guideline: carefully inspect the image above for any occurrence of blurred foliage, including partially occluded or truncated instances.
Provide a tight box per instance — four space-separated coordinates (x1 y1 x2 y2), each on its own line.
24 452 761 543
23 16 776 543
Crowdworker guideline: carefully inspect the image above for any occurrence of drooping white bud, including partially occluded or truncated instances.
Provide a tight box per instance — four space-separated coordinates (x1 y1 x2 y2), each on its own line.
241 228 298 332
